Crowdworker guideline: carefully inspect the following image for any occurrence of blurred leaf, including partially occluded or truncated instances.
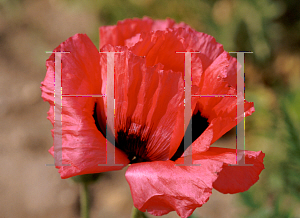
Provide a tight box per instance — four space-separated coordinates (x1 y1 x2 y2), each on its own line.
188 213 199 218
240 189 261 209
280 96 300 201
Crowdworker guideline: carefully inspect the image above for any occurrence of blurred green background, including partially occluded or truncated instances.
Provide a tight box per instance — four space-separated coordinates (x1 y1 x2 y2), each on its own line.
0 0 299 217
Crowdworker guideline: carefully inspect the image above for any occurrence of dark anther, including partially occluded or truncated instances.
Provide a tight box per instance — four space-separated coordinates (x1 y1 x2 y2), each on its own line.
170 110 209 161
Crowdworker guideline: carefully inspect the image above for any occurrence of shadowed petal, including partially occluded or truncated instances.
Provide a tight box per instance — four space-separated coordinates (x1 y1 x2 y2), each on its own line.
189 147 264 194
207 148 265 194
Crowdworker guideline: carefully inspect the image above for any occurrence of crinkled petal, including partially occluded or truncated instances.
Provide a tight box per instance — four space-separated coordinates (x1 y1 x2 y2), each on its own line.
126 147 264 217
41 34 129 179
130 28 204 86
174 27 225 71
173 27 253 153
192 51 254 153
196 51 232 114
130 29 186 73
142 69 185 160
99 44 185 161
99 17 180 48
125 159 224 218
129 27 202 118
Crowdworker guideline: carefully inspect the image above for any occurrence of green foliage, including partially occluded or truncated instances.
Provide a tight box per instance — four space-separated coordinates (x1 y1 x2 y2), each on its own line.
280 94 300 202
71 173 102 184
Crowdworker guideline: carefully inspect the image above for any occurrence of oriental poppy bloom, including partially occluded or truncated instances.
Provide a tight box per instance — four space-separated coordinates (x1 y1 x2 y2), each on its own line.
41 17 264 218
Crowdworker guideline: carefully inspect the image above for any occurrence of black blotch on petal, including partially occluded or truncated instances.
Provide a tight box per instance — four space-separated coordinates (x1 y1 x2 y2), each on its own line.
116 117 151 164
170 110 209 161
93 103 152 163
93 103 105 137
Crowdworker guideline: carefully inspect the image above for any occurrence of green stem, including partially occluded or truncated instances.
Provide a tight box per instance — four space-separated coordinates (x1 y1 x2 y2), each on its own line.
131 207 148 218
80 182 90 218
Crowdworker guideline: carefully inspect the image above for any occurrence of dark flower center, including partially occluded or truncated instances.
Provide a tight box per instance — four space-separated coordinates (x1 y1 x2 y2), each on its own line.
93 103 209 163
93 103 151 163
115 117 151 164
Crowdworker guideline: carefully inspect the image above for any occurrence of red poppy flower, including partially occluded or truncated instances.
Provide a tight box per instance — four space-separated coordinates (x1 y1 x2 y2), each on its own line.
41 17 264 218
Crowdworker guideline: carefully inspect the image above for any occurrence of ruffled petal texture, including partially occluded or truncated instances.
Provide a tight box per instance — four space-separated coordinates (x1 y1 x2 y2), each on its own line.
127 28 204 157
98 44 185 162
99 17 187 48
174 27 224 71
192 51 255 153
121 23 254 154
126 147 264 217
125 159 224 218
41 34 129 179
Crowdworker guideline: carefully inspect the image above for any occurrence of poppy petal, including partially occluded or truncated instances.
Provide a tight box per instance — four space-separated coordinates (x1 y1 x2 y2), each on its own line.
176 26 243 92
196 51 232 115
190 147 265 194
41 34 129 179
175 27 225 71
125 25 205 93
142 69 184 160
99 17 178 48
130 29 186 73
192 51 255 153
99 44 185 161
125 159 224 218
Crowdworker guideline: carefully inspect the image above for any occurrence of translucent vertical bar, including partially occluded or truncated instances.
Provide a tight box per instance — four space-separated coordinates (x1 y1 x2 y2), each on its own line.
183 52 193 165
236 52 245 165
98 51 123 166
46 51 70 167
229 51 253 166
176 51 201 166
106 52 116 165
